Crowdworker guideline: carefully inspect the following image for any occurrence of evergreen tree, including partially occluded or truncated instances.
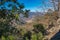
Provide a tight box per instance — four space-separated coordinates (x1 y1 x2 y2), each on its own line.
0 0 30 39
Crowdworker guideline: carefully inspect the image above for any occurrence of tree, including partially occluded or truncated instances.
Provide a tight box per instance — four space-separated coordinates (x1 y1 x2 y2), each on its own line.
0 0 30 39
51 0 57 11
47 9 53 14
51 0 60 17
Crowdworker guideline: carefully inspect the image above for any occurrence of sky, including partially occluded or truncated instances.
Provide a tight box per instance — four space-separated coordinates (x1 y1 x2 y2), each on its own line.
18 0 53 12
0 0 53 12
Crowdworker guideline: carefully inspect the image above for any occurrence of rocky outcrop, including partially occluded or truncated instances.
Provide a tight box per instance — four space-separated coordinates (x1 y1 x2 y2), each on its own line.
44 18 60 40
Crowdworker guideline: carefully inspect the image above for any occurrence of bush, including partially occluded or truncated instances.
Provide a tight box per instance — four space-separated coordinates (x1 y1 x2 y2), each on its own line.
8 35 15 40
31 32 44 40
38 32 44 40
1 36 6 40
33 24 45 34
1 35 15 40
31 32 37 40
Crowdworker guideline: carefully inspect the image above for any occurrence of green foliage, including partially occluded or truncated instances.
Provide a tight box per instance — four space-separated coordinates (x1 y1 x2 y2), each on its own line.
0 0 30 19
1 36 6 40
1 36 9 40
15 14 19 20
24 10 30 18
31 32 37 40
38 32 44 40
8 35 15 40
1 35 15 40
33 24 45 34
20 28 27 36
31 32 44 40
22 24 45 40
23 31 31 40
0 0 30 39
26 37 28 40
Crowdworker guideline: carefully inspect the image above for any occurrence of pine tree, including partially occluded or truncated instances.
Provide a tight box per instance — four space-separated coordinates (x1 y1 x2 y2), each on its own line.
0 0 30 38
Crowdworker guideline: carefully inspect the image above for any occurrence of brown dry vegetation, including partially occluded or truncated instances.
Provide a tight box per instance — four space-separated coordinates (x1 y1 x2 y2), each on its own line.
20 11 58 31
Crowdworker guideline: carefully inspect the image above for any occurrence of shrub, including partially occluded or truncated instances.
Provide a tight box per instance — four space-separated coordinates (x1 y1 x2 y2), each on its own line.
1 35 15 40
33 24 45 34
31 32 37 40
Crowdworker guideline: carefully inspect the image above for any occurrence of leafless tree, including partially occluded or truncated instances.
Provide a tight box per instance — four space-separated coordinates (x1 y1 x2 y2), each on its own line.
50 0 60 18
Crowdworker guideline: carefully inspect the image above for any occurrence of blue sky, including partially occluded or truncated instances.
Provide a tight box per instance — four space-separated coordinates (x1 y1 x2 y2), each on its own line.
18 0 53 12
0 0 53 12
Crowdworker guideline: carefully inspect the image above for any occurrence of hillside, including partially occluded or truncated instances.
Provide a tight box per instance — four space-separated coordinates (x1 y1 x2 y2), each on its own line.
20 11 60 40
